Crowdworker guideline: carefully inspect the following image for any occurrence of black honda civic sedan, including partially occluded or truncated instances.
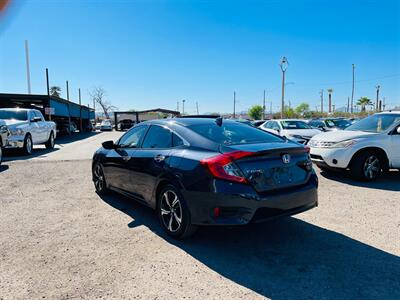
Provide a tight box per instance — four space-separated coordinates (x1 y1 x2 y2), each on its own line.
92 118 318 238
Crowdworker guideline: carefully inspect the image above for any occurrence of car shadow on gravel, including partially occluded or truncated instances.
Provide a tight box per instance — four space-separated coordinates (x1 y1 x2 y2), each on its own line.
319 169 400 191
99 192 400 300
0 164 9 172
3 132 100 162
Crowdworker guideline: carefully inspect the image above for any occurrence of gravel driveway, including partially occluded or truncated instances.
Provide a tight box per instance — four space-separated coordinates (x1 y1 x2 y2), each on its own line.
1 132 399 299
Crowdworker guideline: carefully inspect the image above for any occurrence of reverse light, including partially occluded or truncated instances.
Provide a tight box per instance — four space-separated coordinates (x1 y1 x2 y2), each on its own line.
200 151 254 184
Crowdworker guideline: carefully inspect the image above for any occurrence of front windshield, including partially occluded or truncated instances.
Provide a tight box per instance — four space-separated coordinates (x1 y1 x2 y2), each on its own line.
330 119 352 129
346 114 400 133
280 120 311 130
0 110 28 121
188 122 283 145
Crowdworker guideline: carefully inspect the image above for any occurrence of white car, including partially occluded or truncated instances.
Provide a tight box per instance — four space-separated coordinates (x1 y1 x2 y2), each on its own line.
100 120 113 131
309 112 400 181
0 108 57 155
260 119 321 144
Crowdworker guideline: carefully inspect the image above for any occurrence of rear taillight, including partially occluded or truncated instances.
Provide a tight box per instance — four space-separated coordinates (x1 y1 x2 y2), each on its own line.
200 151 254 184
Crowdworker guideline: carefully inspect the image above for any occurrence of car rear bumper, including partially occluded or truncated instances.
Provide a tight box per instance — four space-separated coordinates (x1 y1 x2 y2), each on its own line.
183 174 318 226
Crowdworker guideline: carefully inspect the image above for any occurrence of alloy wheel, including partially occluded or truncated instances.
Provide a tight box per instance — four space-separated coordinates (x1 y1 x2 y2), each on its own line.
160 190 183 233
363 155 380 180
26 137 32 154
93 164 105 192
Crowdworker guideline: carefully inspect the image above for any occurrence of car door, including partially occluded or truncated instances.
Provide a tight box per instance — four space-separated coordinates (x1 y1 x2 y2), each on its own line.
388 124 400 168
122 125 173 204
28 111 41 144
102 125 149 193
34 110 47 142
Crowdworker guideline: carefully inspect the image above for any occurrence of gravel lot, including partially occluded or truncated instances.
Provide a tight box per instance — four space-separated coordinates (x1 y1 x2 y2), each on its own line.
1 131 399 299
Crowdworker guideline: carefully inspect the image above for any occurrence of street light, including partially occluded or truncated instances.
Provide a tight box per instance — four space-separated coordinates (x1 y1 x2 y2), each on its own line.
280 56 289 118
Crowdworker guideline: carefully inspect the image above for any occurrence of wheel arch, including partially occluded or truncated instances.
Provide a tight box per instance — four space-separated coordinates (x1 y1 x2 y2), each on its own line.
152 177 185 210
349 147 390 170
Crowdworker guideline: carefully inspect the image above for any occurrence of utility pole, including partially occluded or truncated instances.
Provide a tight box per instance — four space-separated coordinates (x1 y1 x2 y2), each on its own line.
182 99 186 115
327 89 333 113
233 91 236 118
332 104 336 112
196 101 199 115
66 80 70 100
320 89 324 113
45 68 50 96
270 102 272 118
375 85 380 112
176 101 179 112
280 57 289 118
262 90 266 120
351 64 355 113
383 97 386 111
347 97 350 113
79 88 82 132
25 40 32 94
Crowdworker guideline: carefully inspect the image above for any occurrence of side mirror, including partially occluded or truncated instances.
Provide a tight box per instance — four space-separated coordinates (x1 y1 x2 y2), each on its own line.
31 117 41 122
102 140 116 150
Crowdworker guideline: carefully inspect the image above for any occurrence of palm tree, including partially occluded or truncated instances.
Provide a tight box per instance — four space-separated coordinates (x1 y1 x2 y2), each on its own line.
49 86 61 97
357 97 372 112
327 88 333 113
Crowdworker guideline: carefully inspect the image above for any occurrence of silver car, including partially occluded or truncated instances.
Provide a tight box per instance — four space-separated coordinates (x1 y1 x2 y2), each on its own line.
0 120 9 165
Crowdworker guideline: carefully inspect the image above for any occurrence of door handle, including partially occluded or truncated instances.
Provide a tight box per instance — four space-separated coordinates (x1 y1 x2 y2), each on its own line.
122 155 131 161
154 154 165 162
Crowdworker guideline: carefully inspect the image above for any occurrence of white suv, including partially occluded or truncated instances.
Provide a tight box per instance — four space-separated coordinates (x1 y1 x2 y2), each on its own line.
309 112 400 181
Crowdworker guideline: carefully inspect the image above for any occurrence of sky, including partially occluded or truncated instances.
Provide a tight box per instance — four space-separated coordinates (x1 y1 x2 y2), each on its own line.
0 0 399 114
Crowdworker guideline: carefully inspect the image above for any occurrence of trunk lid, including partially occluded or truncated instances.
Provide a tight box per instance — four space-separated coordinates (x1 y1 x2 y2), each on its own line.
221 142 312 192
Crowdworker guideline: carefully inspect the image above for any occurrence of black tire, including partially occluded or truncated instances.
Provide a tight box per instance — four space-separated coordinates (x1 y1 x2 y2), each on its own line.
93 162 109 195
157 184 197 239
350 150 383 181
45 131 55 149
0 146 3 166
22 134 33 155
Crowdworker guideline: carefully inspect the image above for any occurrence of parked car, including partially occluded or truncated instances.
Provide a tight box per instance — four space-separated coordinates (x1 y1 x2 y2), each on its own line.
308 118 352 131
100 120 113 131
117 119 134 131
252 120 267 127
260 119 321 144
92 118 318 238
0 120 9 165
95 122 102 131
309 112 400 181
56 120 77 135
0 108 56 155
231 118 254 126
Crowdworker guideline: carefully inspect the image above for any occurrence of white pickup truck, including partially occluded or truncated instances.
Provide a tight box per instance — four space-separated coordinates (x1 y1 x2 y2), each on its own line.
0 108 57 155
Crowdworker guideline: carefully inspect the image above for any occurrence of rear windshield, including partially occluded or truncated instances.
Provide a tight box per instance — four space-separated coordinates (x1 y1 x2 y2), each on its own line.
0 110 28 121
188 122 283 145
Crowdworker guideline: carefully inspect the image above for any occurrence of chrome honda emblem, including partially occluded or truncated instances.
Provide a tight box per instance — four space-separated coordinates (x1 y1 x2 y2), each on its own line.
282 154 291 164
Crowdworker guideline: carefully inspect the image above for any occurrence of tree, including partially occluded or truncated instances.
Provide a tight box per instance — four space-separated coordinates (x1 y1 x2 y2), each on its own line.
357 97 372 112
295 102 310 116
248 105 263 120
89 87 117 119
49 86 61 97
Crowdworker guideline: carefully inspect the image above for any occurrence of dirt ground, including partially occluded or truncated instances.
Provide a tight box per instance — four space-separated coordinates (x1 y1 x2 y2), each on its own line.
1 132 399 299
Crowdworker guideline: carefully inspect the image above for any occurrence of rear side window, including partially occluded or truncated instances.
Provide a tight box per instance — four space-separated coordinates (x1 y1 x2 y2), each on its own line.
172 133 184 147
142 125 172 148
118 125 148 148
188 122 283 145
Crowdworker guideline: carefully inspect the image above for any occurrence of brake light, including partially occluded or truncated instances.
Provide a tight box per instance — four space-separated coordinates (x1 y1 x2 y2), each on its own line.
200 151 254 184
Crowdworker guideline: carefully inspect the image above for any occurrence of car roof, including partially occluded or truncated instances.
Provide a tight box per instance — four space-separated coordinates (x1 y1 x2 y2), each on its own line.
376 111 400 115
141 117 240 127
0 108 31 111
